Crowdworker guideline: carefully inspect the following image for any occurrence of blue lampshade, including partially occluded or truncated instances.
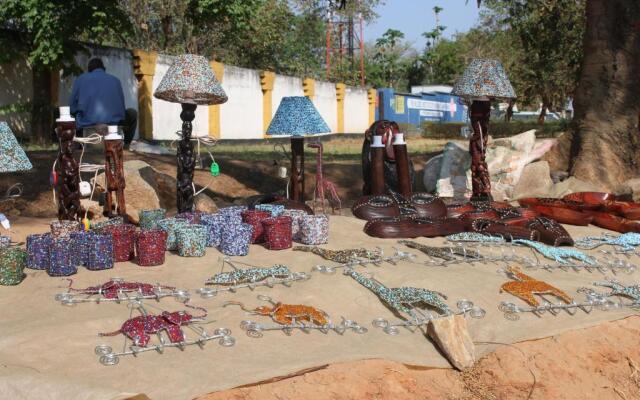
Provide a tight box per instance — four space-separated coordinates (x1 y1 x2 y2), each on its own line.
266 96 331 136
452 59 516 100
0 122 32 173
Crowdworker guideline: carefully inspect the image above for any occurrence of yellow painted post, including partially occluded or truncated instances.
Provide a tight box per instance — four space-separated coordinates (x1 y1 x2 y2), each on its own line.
208 61 224 139
260 71 276 137
132 49 158 140
367 88 377 126
335 83 346 133
303 78 315 99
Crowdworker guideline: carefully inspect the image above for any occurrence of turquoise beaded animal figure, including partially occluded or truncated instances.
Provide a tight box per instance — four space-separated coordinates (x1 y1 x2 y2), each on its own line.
344 268 450 315
206 265 293 286
593 280 640 304
512 239 595 265
575 233 640 251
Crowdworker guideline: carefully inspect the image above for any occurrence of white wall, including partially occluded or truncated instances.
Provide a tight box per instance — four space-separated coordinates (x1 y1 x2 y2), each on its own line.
313 81 338 133
151 54 209 140
271 75 304 118
344 87 369 133
219 65 263 140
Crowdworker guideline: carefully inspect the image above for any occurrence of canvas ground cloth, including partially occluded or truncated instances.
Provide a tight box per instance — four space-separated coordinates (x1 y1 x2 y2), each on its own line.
0 216 635 400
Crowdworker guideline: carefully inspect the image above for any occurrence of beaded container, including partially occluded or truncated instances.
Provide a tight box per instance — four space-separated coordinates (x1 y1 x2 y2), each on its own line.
0 235 10 249
47 238 77 276
219 206 248 224
175 211 205 225
70 231 91 266
103 224 136 262
263 216 293 250
200 213 225 247
26 233 52 270
50 220 82 238
299 215 329 245
255 204 285 217
176 225 208 257
219 222 252 256
0 247 27 285
91 216 124 231
281 209 307 241
139 208 166 230
85 233 114 271
157 218 189 251
241 210 271 243
136 229 168 266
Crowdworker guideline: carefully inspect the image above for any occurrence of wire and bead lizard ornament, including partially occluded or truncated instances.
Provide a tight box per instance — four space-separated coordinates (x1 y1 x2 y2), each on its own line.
197 258 310 298
307 246 416 274
579 279 640 307
575 232 640 252
94 301 234 366
344 268 485 335
55 278 190 305
223 295 367 337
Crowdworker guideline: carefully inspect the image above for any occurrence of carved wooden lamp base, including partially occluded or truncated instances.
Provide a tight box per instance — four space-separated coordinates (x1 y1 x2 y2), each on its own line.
469 100 492 202
177 103 198 213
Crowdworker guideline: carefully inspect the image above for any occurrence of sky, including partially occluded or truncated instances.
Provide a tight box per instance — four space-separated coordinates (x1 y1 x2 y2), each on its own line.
364 0 481 50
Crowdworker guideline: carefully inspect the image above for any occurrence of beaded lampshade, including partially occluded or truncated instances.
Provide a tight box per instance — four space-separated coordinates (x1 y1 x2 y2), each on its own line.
452 59 516 100
154 54 228 105
267 96 330 136
0 122 32 173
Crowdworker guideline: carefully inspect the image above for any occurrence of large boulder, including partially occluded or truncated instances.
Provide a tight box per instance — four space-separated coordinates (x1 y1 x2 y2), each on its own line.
615 178 640 202
512 161 554 199
425 130 556 200
422 154 443 193
548 176 604 198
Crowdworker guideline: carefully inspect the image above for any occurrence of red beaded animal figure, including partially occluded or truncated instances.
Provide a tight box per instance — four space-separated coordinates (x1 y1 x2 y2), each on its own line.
67 278 175 300
99 308 206 347
307 141 341 214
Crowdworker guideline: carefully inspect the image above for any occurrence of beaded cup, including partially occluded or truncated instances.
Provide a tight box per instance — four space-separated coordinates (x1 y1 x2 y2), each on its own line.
157 218 189 251
0 247 27 285
241 210 271 243
176 224 208 257
281 209 307 241
26 233 52 270
255 204 285 217
70 231 91 266
47 238 77 276
50 220 82 238
85 233 114 270
103 224 136 262
200 213 225 247
139 209 166 230
175 211 205 225
219 222 253 256
91 217 124 231
0 235 10 249
219 206 248 224
299 215 329 245
136 229 168 266
263 216 293 250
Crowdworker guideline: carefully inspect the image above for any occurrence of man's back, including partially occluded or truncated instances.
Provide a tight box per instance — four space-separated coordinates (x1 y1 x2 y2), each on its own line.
70 69 126 129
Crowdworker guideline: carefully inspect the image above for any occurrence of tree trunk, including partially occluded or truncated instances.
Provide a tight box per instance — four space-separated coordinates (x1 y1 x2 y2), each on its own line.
505 101 513 122
551 0 640 191
31 67 53 144
537 105 547 125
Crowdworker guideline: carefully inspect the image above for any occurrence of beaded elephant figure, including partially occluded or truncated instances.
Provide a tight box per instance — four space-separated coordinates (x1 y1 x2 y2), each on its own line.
100 307 207 347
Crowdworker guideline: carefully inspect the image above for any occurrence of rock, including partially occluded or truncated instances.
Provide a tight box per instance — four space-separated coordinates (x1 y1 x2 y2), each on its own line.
96 160 162 224
548 176 604 198
493 129 536 153
512 161 553 199
551 170 569 184
435 142 471 198
423 154 443 193
194 193 218 213
615 178 640 202
427 314 476 370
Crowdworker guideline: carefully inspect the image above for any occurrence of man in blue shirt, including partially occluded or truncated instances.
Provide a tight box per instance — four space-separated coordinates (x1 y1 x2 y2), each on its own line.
69 58 137 144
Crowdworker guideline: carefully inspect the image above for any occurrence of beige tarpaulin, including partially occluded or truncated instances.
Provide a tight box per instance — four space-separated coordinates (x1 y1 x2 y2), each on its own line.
0 216 634 400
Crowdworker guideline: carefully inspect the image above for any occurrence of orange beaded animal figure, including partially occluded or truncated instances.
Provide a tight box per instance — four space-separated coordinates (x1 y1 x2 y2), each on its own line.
224 296 329 326
500 266 573 306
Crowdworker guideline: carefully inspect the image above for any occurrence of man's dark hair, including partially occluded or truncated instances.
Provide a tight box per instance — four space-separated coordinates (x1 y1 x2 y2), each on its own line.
88 58 105 72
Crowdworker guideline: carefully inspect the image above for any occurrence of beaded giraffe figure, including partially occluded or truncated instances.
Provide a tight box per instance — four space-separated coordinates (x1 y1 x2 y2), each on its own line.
307 141 341 214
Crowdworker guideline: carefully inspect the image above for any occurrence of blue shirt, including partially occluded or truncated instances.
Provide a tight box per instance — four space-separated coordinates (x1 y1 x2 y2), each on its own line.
69 69 126 129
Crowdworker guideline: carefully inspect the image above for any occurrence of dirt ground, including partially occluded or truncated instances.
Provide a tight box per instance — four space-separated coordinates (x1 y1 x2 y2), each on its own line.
199 316 640 400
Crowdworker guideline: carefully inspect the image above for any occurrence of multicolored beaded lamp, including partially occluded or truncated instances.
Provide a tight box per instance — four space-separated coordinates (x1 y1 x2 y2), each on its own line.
266 96 330 202
154 54 228 213
0 122 32 173
452 59 516 201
